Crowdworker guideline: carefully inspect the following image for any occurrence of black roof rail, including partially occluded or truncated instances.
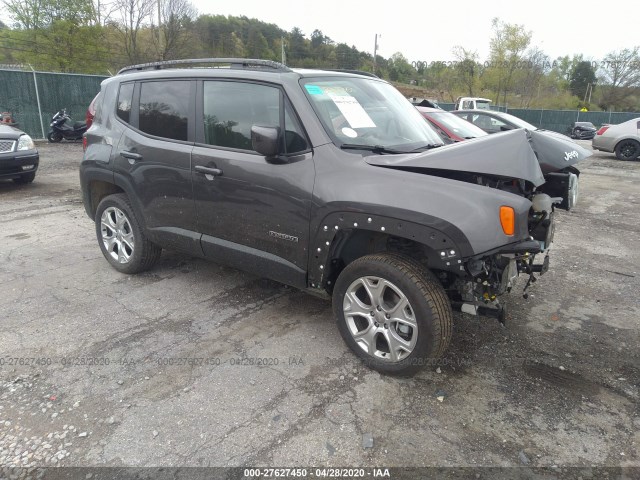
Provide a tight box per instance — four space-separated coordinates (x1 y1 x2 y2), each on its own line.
323 69 379 78
117 58 291 75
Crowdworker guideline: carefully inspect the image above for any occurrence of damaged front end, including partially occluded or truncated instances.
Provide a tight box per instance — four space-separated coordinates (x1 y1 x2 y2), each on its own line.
365 128 590 324
453 190 557 324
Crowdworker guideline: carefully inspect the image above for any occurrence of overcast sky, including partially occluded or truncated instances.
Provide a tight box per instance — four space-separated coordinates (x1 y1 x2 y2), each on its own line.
191 0 638 63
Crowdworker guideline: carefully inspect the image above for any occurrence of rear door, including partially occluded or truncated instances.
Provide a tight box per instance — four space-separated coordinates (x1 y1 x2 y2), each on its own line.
191 79 315 287
113 79 200 254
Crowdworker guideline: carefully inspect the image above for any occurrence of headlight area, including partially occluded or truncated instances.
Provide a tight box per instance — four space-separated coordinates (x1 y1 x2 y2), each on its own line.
448 200 556 325
17 134 36 151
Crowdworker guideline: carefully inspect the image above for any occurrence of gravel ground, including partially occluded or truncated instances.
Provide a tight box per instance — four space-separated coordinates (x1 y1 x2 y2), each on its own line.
0 140 638 473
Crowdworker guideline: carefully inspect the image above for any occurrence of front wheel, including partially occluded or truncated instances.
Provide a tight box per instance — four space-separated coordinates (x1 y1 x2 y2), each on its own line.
95 193 161 274
332 253 453 375
47 130 63 143
615 139 640 160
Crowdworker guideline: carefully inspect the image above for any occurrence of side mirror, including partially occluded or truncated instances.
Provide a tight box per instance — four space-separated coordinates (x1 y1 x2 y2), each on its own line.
500 125 513 132
251 125 281 158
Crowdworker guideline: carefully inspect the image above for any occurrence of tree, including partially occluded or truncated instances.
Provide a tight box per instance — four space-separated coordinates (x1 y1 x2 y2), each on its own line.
487 17 532 106
569 60 597 99
157 0 197 60
597 47 640 110
287 27 307 63
514 47 549 107
387 52 415 83
246 25 273 59
113 0 156 64
452 46 480 96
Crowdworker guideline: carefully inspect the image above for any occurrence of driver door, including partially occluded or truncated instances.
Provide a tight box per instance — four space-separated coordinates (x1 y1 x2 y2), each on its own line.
191 80 315 287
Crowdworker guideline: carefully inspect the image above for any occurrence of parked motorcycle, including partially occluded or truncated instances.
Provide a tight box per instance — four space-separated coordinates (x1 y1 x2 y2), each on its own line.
48 109 87 142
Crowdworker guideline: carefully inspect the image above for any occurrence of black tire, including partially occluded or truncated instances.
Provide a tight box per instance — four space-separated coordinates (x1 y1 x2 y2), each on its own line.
47 130 63 143
13 172 36 184
614 139 640 161
332 253 453 375
95 193 161 274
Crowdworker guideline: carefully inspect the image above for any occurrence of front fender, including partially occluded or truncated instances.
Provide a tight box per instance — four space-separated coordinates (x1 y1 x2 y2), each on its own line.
307 208 472 288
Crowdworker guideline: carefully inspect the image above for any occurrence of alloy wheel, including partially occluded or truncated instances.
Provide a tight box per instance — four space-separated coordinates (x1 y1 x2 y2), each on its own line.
342 276 418 362
100 206 134 263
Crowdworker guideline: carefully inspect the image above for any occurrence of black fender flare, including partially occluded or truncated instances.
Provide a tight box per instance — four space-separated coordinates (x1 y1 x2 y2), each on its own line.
112 171 148 230
307 211 473 288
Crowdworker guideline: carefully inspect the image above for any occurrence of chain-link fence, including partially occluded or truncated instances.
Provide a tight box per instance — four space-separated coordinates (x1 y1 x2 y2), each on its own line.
0 68 107 139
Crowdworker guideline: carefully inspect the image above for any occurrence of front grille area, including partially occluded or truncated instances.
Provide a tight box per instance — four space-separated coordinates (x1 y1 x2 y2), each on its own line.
0 140 16 153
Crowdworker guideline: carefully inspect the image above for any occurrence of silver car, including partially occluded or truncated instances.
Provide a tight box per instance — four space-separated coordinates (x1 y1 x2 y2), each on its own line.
592 117 640 160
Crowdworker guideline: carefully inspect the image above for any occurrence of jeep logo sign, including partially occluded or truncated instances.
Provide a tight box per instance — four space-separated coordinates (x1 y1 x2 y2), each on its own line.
564 150 579 161
269 231 299 242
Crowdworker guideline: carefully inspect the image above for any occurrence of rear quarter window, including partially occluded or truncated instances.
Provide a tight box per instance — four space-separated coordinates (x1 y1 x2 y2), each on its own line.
116 83 134 124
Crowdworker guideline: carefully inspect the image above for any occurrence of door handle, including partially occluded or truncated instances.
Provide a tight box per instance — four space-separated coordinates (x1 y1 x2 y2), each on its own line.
120 151 143 164
195 165 223 176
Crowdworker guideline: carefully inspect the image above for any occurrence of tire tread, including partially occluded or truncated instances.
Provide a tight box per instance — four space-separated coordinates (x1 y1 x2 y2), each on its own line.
333 252 454 374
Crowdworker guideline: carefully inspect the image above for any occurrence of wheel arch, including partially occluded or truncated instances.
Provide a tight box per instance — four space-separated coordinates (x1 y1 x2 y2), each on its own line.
308 211 472 292
614 137 640 148
87 180 124 219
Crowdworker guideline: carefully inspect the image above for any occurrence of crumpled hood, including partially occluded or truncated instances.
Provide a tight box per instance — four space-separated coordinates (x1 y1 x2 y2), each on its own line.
528 129 592 173
365 128 592 187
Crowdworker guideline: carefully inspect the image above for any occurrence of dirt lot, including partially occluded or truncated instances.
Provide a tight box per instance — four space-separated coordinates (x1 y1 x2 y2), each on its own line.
0 140 638 474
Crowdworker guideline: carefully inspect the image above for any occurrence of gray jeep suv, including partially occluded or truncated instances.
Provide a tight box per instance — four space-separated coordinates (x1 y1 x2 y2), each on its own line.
80 58 588 374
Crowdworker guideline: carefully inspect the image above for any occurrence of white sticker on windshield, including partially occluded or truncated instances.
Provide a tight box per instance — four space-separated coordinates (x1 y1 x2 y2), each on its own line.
341 127 358 138
328 93 376 129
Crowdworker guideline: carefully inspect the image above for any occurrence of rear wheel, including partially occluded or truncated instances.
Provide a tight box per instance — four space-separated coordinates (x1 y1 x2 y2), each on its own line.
47 131 63 143
95 193 161 274
332 253 453 375
614 139 640 160
13 172 36 184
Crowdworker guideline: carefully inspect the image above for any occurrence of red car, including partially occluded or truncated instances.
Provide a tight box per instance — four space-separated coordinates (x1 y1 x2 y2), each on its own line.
84 93 100 151
417 106 487 143
86 93 100 128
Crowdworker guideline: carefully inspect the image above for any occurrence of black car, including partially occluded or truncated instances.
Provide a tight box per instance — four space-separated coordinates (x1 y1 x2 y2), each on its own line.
0 124 39 184
80 58 588 374
569 121 597 140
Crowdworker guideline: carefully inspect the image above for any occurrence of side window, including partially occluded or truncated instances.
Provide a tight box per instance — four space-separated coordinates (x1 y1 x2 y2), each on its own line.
139 81 189 141
116 83 134 124
203 81 280 151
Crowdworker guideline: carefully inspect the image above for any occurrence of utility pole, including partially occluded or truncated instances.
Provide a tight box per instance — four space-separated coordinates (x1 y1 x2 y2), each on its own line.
373 34 380 74
157 0 163 59
583 83 590 104
281 36 287 65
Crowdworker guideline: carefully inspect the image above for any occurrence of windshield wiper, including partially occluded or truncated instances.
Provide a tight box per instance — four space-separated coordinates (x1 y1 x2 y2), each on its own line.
340 144 407 154
406 143 444 152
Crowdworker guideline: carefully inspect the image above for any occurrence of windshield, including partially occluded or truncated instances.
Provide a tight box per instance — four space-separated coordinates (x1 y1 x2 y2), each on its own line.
300 76 444 151
429 112 487 139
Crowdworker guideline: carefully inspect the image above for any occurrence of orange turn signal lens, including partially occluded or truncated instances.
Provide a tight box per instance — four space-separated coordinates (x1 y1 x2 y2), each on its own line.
499 206 515 236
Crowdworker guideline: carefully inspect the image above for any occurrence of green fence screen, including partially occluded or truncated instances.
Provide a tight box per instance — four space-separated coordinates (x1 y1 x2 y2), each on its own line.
2 68 639 139
0 69 107 139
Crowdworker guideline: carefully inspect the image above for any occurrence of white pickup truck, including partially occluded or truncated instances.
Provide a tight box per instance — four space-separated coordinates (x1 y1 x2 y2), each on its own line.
454 96 492 110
